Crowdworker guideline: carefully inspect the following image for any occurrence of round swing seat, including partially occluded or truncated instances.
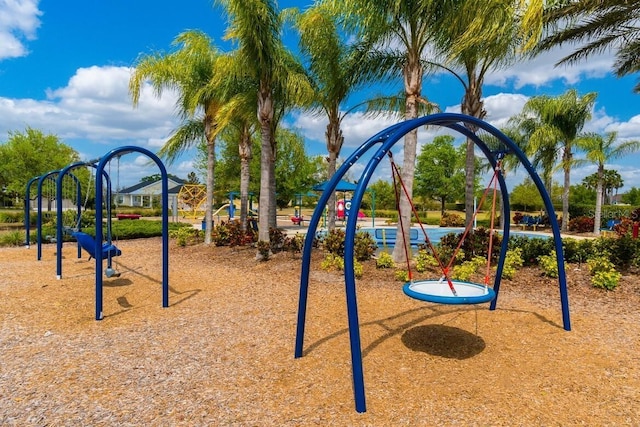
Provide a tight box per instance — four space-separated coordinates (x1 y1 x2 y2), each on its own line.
403 279 496 305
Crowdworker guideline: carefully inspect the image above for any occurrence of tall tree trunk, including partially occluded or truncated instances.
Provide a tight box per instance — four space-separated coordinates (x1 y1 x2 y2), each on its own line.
203 114 216 245
268 132 277 229
392 59 422 264
593 165 604 236
461 76 486 227
258 85 274 245
562 146 572 232
238 125 252 232
326 113 343 231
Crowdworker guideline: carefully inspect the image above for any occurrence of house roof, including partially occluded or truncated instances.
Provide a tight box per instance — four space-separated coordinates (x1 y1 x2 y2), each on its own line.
119 177 186 194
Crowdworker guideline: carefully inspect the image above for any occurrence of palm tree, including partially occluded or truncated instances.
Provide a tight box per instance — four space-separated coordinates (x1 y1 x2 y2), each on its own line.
431 0 545 226
325 0 453 263
215 0 313 247
129 30 224 245
538 0 640 93
575 131 640 235
288 5 384 231
511 89 597 231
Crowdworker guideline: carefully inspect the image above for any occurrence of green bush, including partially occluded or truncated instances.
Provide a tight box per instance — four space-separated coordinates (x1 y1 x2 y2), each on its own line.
354 230 377 261
587 256 621 290
500 247 523 279
322 228 377 261
0 230 26 246
323 228 345 256
440 211 464 227
538 251 559 278
415 249 438 273
395 269 409 282
376 251 395 269
451 256 485 281
562 238 596 264
169 227 203 247
508 236 554 266
320 253 363 278
594 234 640 269
0 211 23 223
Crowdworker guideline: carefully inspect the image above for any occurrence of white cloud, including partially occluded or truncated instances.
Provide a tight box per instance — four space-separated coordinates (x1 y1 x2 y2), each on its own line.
487 46 614 89
0 0 42 60
0 65 179 152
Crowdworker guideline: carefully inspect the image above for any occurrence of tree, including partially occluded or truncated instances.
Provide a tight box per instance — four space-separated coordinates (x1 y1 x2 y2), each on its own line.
215 0 313 247
414 135 466 215
511 89 597 231
622 187 640 205
510 178 545 212
538 0 640 93
129 30 225 245
0 127 79 201
327 0 452 263
431 0 545 226
575 131 640 235
288 4 379 231
186 172 200 184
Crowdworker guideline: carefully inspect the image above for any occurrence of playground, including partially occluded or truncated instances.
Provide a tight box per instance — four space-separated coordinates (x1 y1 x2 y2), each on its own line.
1 237 640 425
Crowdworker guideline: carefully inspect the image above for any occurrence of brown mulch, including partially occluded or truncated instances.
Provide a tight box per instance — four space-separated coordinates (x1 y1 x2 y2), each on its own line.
1 238 640 426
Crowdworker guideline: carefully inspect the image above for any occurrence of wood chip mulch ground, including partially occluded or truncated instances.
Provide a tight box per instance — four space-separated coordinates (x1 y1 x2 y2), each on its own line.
1 237 639 426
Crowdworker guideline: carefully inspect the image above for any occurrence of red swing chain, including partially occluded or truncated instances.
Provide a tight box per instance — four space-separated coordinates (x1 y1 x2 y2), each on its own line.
389 152 504 294
388 153 457 295
442 159 503 282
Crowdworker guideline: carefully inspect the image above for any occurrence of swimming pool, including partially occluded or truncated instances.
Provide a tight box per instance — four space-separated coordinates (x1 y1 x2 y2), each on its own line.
358 226 550 248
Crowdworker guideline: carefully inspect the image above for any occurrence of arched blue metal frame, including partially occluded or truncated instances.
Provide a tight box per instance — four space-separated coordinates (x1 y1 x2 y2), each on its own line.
55 162 112 279
94 146 170 321
35 171 62 260
24 176 40 248
295 113 570 413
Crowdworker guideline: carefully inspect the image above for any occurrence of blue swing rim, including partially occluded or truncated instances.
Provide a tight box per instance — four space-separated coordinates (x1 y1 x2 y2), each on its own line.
403 279 496 305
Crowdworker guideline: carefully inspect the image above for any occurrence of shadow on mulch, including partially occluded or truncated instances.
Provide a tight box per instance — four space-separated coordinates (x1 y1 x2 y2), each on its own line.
401 324 485 359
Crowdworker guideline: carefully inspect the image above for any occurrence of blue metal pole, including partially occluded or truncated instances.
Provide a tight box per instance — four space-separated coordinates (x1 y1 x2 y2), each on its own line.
95 146 169 320
36 171 59 261
24 176 39 248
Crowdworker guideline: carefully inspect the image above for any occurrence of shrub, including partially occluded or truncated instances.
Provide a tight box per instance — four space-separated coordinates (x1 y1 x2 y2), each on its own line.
320 253 363 278
594 234 640 269
415 249 438 273
354 231 377 261
562 238 596 264
323 228 345 256
512 212 524 224
395 269 409 282
568 216 594 233
0 230 26 247
587 256 621 290
538 251 559 278
451 256 485 281
169 227 202 247
376 251 395 269
437 228 501 262
500 247 523 279
508 236 554 266
283 233 305 256
440 211 464 227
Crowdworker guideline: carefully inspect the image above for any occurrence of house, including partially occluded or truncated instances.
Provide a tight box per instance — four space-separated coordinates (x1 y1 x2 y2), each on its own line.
115 177 185 210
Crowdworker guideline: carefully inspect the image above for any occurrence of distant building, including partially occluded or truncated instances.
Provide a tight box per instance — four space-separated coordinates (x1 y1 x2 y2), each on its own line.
116 177 184 209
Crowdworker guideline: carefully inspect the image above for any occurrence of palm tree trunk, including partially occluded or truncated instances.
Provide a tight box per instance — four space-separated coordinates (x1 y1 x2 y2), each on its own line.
562 148 572 232
462 76 486 226
268 134 277 229
593 166 604 236
326 116 343 231
258 86 274 244
392 60 422 264
204 139 215 245
238 126 252 232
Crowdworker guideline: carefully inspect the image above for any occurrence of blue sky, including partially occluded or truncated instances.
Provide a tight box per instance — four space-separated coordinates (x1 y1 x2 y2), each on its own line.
1 0 639 192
